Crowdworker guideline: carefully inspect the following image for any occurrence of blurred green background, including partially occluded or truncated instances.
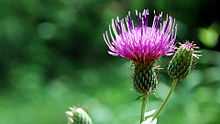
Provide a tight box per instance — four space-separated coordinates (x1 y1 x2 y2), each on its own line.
0 0 220 124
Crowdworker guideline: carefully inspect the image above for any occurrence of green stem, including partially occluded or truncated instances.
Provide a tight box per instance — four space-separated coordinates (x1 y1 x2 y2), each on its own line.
140 94 148 124
152 79 178 120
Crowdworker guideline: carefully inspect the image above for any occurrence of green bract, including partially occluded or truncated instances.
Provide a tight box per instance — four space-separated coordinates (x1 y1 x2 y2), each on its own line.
133 63 158 94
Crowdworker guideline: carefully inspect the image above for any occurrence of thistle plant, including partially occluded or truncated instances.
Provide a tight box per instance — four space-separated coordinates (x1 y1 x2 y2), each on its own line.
103 9 177 123
65 9 200 124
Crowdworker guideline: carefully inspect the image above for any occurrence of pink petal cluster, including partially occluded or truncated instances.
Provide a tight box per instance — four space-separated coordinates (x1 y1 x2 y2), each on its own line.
103 9 177 64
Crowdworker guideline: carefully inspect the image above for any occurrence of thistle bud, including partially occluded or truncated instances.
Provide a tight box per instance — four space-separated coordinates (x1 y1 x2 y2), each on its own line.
133 63 158 94
168 42 200 80
66 107 92 124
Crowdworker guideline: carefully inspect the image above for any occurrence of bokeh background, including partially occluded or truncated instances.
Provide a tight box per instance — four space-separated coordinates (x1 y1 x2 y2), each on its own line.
0 0 220 124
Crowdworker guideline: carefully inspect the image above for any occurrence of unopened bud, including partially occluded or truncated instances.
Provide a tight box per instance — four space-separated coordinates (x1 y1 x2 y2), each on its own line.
66 107 92 124
168 41 200 80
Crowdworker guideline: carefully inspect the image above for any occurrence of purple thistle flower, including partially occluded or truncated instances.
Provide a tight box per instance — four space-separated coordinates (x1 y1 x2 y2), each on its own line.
103 9 177 65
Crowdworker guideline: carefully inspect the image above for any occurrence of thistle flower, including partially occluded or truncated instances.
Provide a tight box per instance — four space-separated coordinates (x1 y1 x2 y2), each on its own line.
66 107 92 124
103 9 177 65
103 9 177 94
168 41 200 80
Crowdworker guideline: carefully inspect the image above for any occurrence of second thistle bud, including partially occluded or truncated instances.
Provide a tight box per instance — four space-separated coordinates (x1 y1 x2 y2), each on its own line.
168 42 200 80
66 107 92 124
133 63 158 94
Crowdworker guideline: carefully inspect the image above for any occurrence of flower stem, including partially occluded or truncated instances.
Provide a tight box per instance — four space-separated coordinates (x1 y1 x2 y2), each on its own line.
140 94 148 124
152 79 178 120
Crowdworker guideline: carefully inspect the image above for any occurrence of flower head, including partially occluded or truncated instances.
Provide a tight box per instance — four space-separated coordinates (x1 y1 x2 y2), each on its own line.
103 9 177 65
168 41 201 80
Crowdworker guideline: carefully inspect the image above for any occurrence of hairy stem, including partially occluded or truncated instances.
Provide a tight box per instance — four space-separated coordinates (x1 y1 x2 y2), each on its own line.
152 79 178 120
140 94 148 124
